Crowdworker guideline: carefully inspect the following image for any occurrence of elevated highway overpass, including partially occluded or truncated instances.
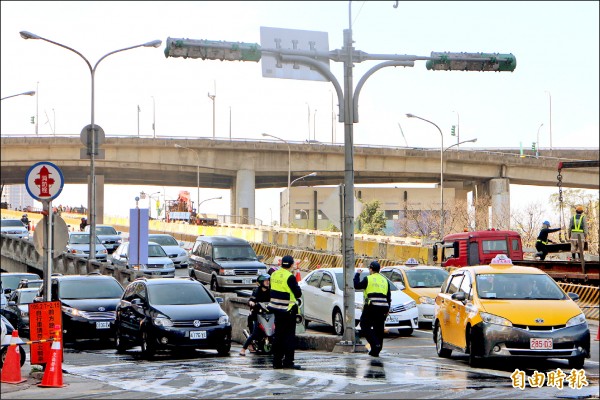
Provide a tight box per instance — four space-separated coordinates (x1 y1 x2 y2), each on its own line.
1 135 598 226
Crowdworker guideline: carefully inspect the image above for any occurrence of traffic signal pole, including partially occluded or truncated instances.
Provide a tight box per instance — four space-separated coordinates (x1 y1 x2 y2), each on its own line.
164 6 516 350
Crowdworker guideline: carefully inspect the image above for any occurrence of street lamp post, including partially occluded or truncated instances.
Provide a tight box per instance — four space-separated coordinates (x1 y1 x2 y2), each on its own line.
21 31 162 263
198 196 222 213
536 123 544 158
313 109 317 141
262 133 291 226
406 113 445 239
545 91 552 150
208 81 216 139
151 96 156 138
1 90 36 101
305 102 311 141
174 144 200 214
444 138 477 153
147 191 160 219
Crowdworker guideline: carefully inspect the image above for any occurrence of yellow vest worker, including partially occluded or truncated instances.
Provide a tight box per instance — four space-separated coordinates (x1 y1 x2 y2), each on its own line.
354 261 391 357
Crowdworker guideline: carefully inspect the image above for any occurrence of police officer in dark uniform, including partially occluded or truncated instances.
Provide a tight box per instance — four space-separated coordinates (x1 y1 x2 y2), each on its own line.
268 255 302 369
354 261 391 357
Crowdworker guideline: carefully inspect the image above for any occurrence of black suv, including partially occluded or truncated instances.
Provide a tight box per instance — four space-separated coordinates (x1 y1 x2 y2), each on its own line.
188 236 267 291
43 274 125 343
115 278 231 359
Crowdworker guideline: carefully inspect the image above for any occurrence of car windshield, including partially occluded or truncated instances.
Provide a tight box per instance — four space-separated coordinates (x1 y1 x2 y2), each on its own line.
1 220 25 227
476 273 566 300
1 274 40 290
334 272 398 291
58 279 124 300
148 284 213 305
18 290 38 304
149 235 178 246
96 226 118 235
404 269 448 288
69 234 102 244
148 244 168 257
213 245 257 261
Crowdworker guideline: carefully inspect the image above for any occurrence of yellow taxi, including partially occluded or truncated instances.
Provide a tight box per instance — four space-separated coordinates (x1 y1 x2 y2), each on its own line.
433 255 590 368
381 259 448 326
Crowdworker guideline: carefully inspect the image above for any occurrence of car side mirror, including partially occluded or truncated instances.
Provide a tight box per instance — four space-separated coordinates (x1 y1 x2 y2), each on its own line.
179 241 184 247
215 297 224 304
567 292 580 301
117 231 122 235
131 298 143 306
321 285 335 293
432 244 438 262
451 291 466 302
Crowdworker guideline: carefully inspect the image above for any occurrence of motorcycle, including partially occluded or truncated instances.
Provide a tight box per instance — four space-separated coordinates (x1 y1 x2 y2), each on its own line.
1 315 26 368
243 302 275 354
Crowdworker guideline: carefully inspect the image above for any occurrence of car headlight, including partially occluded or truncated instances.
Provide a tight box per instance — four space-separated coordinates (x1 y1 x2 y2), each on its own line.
117 239 122 244
480 312 512 327
218 314 230 325
153 316 173 327
220 269 235 276
166 262 175 269
418 296 435 305
258 269 267 275
566 313 586 327
355 302 364 310
405 300 417 309
20 310 29 318
61 305 81 317
100 249 108 254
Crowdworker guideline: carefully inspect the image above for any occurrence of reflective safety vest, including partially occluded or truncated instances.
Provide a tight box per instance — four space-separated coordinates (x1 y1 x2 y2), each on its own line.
268 268 296 312
572 215 585 233
363 273 389 308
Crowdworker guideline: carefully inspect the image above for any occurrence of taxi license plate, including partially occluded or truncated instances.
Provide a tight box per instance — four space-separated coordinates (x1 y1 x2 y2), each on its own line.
243 279 252 285
152 272 161 276
530 338 552 350
190 331 207 339
385 314 398 323
96 321 110 329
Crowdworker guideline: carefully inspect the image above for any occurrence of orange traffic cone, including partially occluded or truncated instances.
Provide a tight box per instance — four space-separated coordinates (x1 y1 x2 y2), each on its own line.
595 325 599 341
39 325 65 388
1 330 26 384
295 266 302 282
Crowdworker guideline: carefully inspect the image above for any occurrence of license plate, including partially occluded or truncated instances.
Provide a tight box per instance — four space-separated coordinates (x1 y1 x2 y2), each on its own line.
243 279 252 285
190 331 207 339
152 271 161 276
530 338 553 350
96 321 110 329
386 314 398 323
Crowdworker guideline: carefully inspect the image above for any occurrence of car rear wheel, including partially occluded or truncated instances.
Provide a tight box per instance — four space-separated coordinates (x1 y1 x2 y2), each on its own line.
435 323 452 358
332 309 344 336
141 330 156 359
568 355 585 369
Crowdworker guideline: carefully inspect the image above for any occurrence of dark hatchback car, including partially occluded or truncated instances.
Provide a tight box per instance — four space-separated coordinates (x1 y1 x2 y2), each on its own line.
115 277 232 359
43 274 125 343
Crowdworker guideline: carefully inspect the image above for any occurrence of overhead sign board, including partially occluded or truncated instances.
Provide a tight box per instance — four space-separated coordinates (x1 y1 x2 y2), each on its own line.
25 161 64 202
260 26 330 82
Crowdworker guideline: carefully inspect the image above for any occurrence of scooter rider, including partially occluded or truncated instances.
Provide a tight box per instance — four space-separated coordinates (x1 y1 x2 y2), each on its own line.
240 274 271 356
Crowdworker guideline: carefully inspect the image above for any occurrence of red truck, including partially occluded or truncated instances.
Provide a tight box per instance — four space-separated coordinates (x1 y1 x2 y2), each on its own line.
432 229 599 284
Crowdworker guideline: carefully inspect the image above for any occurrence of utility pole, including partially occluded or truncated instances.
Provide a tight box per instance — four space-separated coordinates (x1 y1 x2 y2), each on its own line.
164 4 516 349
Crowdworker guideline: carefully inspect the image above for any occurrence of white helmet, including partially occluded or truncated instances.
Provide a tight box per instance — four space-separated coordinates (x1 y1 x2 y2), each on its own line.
405 258 419 266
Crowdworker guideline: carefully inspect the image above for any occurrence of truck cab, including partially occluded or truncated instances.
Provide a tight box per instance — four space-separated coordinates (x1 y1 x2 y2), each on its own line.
433 229 524 267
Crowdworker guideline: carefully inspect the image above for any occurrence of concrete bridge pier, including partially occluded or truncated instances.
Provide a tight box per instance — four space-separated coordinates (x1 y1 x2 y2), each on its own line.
235 169 255 224
476 178 511 230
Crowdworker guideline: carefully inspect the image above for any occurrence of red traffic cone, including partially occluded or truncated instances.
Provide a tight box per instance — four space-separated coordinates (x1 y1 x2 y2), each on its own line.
39 325 65 388
295 266 302 282
595 325 599 341
1 330 26 384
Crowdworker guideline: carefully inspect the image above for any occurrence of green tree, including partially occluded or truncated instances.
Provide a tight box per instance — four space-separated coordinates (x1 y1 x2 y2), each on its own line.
357 200 386 235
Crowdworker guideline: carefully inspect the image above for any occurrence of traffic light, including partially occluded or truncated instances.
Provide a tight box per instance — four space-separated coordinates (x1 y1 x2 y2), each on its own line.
165 37 261 62
532 142 536 151
30 116 35 124
426 52 516 72
451 125 456 136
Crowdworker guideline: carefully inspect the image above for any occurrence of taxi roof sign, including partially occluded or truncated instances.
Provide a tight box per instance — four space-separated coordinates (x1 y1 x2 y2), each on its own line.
490 254 513 265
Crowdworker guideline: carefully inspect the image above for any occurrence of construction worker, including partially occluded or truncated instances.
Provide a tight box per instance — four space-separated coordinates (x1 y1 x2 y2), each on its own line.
268 255 303 369
534 221 561 261
568 206 588 260
354 261 391 357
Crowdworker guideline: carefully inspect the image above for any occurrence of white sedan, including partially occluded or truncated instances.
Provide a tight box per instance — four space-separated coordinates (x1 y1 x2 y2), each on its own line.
300 267 419 336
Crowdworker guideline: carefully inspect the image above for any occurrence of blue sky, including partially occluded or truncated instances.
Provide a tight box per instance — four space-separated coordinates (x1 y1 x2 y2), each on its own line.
1 1 598 223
